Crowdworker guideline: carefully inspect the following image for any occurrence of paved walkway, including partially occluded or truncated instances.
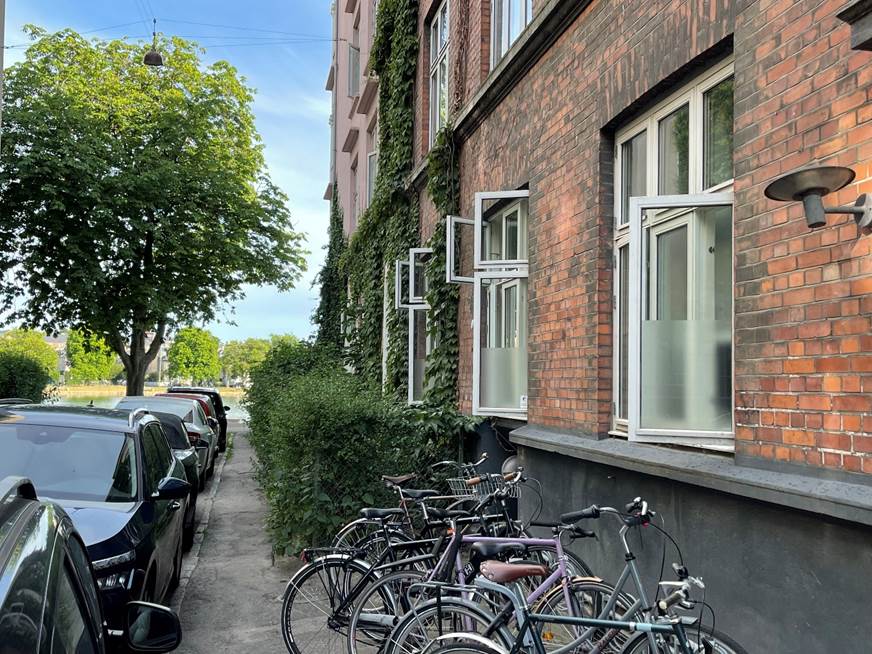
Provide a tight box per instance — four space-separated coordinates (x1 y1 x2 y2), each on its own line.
175 422 300 653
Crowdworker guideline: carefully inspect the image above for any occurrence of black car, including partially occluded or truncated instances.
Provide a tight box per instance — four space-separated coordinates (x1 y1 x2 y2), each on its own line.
0 405 190 631
166 386 230 452
151 411 200 551
0 476 182 653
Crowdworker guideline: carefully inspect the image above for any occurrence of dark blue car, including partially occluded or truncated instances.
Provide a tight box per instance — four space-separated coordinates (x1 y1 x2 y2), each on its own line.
0 405 190 631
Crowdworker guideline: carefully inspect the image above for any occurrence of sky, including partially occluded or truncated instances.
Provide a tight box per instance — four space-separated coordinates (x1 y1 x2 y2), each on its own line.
4 0 333 343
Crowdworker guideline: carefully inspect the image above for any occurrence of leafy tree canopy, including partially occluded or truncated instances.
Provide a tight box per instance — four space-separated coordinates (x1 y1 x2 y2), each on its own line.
0 27 307 395
168 326 220 384
220 337 271 380
66 329 119 383
0 328 59 381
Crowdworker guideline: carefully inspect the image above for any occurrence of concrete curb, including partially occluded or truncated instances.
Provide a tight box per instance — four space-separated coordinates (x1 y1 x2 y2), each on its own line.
170 439 231 612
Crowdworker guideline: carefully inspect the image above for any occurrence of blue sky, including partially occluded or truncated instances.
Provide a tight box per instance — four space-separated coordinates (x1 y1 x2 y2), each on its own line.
4 0 333 342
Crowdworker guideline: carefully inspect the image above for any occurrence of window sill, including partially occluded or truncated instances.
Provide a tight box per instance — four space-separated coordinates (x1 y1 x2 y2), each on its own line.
510 424 872 527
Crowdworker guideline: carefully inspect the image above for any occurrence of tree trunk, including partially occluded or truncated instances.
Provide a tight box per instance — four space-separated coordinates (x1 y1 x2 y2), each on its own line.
108 322 167 396
125 357 147 396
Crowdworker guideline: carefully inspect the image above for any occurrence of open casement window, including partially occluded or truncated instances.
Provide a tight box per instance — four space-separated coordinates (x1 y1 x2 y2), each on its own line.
473 269 528 418
446 215 474 284
474 190 530 269
408 308 432 404
627 193 733 450
409 248 433 303
394 260 425 310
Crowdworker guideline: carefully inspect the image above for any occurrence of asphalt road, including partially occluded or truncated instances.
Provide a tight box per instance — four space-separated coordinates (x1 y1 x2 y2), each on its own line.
173 421 301 653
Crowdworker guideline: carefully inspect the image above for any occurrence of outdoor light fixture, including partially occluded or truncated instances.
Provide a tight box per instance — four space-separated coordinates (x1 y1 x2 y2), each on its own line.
143 19 164 67
764 165 872 230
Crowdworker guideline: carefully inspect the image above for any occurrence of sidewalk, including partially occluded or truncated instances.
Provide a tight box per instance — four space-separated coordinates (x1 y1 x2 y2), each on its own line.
175 422 300 653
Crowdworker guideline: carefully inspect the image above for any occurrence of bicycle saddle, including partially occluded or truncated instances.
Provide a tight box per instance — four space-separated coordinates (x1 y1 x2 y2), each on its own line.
480 560 548 583
381 473 417 487
403 488 440 500
359 507 405 520
428 507 471 520
470 541 528 559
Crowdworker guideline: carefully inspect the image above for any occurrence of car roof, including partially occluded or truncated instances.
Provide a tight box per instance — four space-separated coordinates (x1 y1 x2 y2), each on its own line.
169 386 219 394
0 404 141 434
116 396 197 410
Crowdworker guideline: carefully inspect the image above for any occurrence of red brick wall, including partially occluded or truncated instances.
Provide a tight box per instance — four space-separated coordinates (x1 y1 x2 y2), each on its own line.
733 0 872 473
411 0 872 473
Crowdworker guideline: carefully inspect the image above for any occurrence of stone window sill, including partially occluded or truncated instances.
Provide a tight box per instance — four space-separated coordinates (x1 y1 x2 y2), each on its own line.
511 424 872 527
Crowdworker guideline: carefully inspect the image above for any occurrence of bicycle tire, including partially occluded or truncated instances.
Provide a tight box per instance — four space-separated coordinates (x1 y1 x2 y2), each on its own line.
346 569 427 654
426 637 509 654
280 554 376 654
383 596 514 654
620 624 749 654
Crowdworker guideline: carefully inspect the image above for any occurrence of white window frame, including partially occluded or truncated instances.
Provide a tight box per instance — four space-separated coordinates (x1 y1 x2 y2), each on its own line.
628 193 734 451
409 247 433 304
490 0 533 66
446 215 474 284
474 190 530 269
429 0 449 147
407 306 431 405
366 151 378 207
348 43 361 97
473 268 528 419
394 260 426 310
612 58 734 442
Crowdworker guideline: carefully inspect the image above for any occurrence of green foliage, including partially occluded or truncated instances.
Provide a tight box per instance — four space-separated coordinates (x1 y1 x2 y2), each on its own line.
269 333 301 349
0 329 58 381
343 0 419 397
313 184 347 349
168 327 220 384
0 27 307 395
245 340 475 554
66 329 117 383
220 337 270 381
0 352 52 401
422 126 461 407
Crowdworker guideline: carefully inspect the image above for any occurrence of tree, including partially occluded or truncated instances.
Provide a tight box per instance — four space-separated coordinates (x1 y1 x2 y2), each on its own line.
0 353 52 401
0 329 59 381
66 330 118 383
0 28 307 395
168 327 220 384
220 338 270 381
269 334 300 349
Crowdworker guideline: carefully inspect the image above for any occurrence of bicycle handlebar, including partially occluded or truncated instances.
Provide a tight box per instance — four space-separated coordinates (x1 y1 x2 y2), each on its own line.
465 471 518 487
559 504 601 523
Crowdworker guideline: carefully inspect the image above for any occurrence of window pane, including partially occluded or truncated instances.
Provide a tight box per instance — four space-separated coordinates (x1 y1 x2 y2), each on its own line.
411 310 428 402
413 258 427 299
509 0 523 44
492 0 504 61
641 206 732 433
480 276 527 411
438 58 448 128
620 131 646 224
704 77 734 188
480 197 527 264
504 212 519 259
440 3 448 49
618 245 629 421
658 104 689 194
53 565 97 654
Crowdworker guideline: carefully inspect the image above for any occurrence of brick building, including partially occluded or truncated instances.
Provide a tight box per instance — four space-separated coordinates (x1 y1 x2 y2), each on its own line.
326 0 872 649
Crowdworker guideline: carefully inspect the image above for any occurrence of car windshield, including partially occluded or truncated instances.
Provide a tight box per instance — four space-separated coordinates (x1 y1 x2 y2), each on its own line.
115 398 194 422
0 425 138 502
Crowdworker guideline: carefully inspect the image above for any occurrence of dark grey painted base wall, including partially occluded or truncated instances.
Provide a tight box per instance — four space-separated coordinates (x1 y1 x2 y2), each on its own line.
517 445 872 653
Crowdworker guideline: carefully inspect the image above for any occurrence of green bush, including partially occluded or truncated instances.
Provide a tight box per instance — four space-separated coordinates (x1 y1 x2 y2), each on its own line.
244 342 477 555
0 352 52 401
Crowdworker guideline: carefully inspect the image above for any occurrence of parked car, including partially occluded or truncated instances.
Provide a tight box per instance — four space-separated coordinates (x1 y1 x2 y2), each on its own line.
0 405 190 631
155 392 221 443
115 396 218 480
0 476 183 653
151 410 200 550
166 386 230 452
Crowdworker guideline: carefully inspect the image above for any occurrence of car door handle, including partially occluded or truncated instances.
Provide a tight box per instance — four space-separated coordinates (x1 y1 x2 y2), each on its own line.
169 501 182 511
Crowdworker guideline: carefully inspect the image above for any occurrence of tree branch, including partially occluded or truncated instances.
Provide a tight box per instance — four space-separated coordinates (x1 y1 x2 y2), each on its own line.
144 321 166 364
107 329 131 369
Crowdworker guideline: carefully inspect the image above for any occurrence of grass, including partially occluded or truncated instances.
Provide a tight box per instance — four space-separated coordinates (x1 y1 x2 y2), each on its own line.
225 433 235 462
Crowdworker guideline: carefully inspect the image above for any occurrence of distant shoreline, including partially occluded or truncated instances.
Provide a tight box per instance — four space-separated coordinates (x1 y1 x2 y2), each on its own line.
56 384 246 398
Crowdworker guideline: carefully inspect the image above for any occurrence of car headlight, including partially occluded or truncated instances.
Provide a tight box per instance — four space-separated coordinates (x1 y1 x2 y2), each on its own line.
93 550 136 590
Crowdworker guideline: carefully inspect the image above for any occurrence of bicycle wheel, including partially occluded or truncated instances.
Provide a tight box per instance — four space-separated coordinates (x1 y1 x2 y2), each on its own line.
384 596 514 654
531 579 640 653
281 555 375 654
425 637 509 654
620 625 749 654
347 570 426 654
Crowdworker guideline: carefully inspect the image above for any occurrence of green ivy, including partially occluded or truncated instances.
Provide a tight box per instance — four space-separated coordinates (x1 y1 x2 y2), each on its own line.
422 125 461 407
313 183 347 350
342 0 419 400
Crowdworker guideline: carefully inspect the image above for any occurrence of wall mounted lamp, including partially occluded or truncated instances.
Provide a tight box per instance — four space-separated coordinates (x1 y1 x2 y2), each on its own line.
764 165 872 230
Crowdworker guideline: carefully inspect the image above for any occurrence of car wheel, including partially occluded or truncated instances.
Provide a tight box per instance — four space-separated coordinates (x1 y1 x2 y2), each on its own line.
169 533 183 595
183 494 197 552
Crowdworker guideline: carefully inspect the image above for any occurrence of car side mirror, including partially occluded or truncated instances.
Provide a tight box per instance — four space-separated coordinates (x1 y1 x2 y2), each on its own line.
207 417 218 430
223 406 231 412
125 601 182 652
152 477 190 501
